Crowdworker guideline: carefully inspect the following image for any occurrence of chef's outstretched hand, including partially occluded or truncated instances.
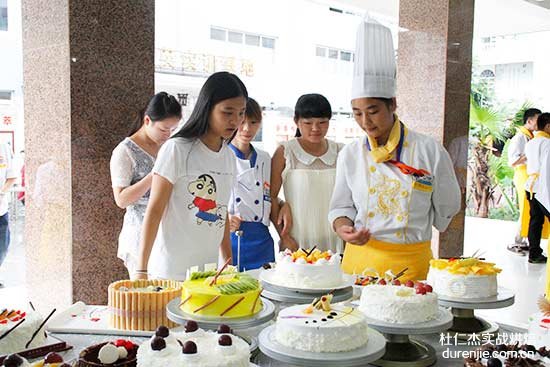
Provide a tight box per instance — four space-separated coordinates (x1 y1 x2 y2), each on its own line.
229 214 242 233
277 202 293 236
336 225 370 245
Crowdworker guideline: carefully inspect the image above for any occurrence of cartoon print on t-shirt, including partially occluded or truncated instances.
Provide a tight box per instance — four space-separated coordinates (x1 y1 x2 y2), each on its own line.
187 174 226 227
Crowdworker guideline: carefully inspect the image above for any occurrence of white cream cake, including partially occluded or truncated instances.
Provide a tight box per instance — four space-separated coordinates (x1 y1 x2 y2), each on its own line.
0 308 47 355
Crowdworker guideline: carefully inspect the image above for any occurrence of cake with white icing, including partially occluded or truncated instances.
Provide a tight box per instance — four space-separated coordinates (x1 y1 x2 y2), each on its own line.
136 323 249 367
359 281 438 324
0 308 47 356
274 295 368 353
427 258 501 299
271 248 343 288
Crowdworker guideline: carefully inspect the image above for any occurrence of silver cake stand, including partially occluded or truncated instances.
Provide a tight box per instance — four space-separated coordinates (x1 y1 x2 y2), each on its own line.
261 281 354 304
166 297 276 330
437 287 515 340
258 324 386 367
362 307 453 367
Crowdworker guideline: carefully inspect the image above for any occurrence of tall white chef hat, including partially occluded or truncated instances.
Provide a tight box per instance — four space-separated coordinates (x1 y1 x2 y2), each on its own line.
351 17 396 100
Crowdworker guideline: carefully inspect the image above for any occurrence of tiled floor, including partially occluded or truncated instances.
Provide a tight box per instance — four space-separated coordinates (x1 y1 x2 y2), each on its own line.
0 213 548 330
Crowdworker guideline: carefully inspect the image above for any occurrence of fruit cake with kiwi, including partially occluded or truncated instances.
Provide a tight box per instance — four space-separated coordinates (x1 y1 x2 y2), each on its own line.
180 269 262 318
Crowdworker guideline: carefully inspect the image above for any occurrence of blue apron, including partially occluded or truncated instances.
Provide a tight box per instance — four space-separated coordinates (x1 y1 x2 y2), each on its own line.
231 221 274 271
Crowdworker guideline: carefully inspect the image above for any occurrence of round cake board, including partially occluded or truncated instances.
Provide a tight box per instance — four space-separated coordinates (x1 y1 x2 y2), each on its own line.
437 287 515 309
258 325 386 367
166 297 276 330
361 307 453 335
261 285 353 304
259 269 355 294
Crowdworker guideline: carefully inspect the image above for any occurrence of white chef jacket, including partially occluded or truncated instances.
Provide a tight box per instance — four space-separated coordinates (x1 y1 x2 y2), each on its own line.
508 133 530 167
228 145 271 227
525 135 550 212
328 129 461 244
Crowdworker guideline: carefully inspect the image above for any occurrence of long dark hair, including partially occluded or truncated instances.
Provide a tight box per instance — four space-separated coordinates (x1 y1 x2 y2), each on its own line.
293 93 332 137
173 72 248 140
128 92 182 136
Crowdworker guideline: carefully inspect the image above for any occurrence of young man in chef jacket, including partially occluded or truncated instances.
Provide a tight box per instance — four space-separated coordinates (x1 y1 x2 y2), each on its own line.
507 108 549 254
328 18 461 281
524 112 550 264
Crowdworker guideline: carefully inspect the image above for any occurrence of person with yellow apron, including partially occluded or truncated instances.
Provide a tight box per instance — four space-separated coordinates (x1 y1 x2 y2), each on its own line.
507 108 549 254
328 17 461 282
524 113 550 264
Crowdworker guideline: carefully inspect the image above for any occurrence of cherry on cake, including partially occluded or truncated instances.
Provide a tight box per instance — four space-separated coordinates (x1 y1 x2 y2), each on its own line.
29 352 71 367
0 308 47 356
359 280 439 324
274 294 368 353
271 248 343 288
136 324 250 367
427 258 501 299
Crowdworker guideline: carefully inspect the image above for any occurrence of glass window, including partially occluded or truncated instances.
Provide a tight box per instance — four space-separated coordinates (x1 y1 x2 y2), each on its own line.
228 31 243 44
210 27 226 41
316 46 326 57
245 34 260 46
261 37 275 49
340 51 352 61
328 49 338 59
0 0 7 32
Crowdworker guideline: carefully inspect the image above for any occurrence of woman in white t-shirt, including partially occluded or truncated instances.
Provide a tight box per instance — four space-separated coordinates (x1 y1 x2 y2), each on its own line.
135 72 248 280
110 92 181 277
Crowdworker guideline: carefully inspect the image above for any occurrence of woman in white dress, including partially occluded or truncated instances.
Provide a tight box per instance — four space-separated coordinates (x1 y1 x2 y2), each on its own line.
271 94 343 253
110 92 181 277
135 72 248 280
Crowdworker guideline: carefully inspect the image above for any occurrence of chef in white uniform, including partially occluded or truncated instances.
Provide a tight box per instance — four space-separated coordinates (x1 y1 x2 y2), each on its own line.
524 112 550 264
328 17 461 281
228 98 274 270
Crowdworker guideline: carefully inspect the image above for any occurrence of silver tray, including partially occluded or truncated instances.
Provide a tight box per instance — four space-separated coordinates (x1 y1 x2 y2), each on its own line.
259 324 386 366
437 287 515 309
260 269 355 294
166 297 276 330
360 307 453 335
261 283 353 304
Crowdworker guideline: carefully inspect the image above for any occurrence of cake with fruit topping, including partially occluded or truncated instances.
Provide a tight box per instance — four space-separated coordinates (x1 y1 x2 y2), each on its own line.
271 248 343 288
463 343 550 366
274 294 368 353
136 324 250 367
108 279 182 331
180 266 262 319
76 339 137 366
29 352 72 367
0 308 47 356
1 354 32 367
359 280 439 324
427 258 501 299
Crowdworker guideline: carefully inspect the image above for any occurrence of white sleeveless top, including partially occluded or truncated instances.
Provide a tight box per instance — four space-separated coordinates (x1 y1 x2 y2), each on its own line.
281 139 344 252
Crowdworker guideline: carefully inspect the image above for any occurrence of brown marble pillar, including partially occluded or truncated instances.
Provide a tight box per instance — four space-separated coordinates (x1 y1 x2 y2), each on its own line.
23 0 154 310
397 0 474 257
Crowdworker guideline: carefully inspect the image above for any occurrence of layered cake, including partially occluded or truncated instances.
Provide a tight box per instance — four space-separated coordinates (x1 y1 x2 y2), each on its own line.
76 339 138 366
464 343 550 366
427 258 501 299
0 308 47 355
271 248 343 288
180 269 262 318
274 295 368 353
359 280 439 324
108 280 182 331
137 324 250 366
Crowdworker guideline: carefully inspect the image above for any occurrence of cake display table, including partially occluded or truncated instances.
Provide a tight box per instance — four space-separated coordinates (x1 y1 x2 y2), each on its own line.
258 324 386 367
363 307 453 367
166 297 276 330
437 287 515 340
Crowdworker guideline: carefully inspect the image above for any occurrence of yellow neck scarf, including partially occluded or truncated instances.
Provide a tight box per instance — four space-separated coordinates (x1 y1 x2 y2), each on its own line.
534 131 550 139
367 116 406 163
518 126 534 140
